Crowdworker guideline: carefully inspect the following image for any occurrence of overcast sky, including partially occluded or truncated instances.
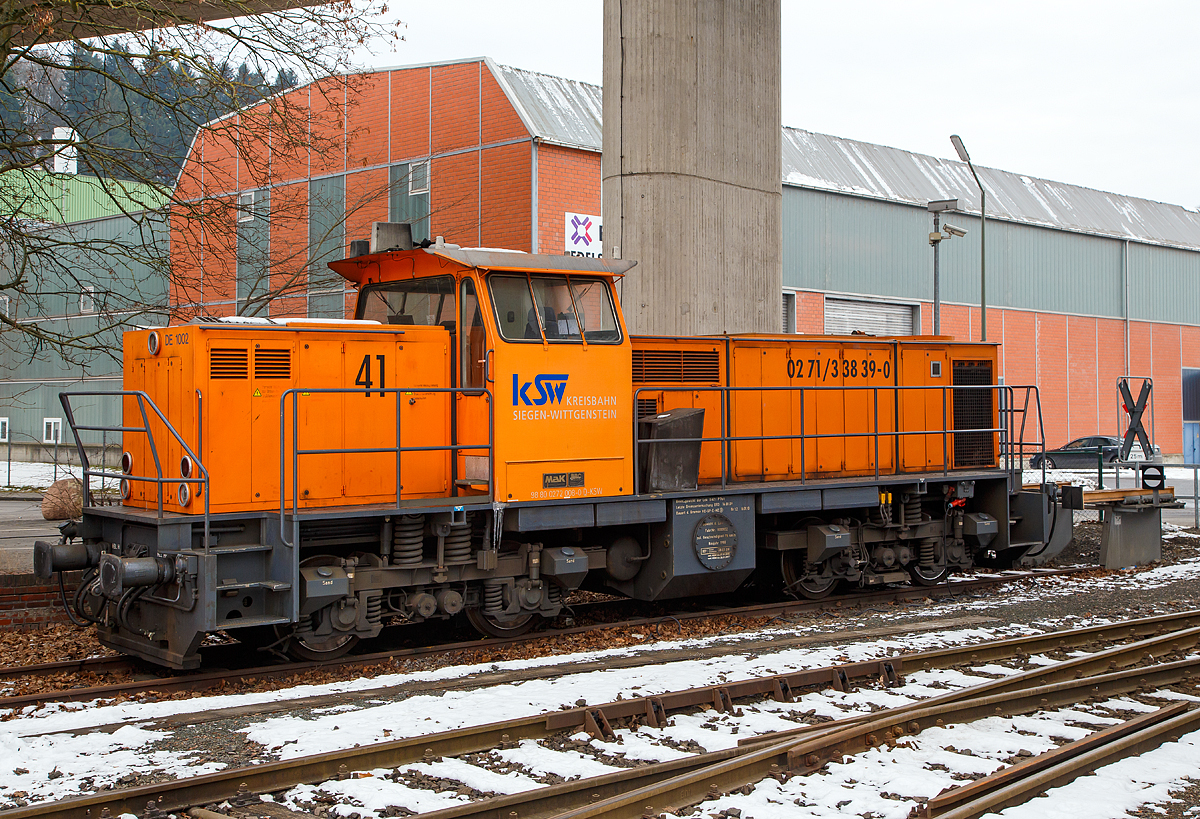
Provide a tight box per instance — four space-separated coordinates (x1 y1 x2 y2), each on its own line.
363 1 1199 210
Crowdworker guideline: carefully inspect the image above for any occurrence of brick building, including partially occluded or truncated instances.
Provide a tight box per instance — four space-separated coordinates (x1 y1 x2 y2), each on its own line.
172 57 1200 460
171 57 603 321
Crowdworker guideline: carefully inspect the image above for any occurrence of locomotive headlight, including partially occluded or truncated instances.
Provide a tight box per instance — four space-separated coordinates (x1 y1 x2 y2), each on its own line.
119 479 131 500
147 331 161 355
180 455 193 479
121 451 134 474
178 482 191 507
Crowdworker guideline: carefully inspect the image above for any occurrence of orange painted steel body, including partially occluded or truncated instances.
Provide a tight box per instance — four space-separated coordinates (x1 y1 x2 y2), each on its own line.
122 323 451 514
123 247 999 516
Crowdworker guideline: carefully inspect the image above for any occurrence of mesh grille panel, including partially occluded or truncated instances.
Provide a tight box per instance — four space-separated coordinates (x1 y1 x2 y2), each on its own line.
210 348 248 379
254 348 291 379
953 360 994 467
632 349 720 383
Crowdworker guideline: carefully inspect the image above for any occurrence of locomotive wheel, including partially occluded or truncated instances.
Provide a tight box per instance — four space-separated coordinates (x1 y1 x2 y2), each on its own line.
465 606 536 638
285 626 359 662
781 553 839 600
908 562 949 586
283 555 360 661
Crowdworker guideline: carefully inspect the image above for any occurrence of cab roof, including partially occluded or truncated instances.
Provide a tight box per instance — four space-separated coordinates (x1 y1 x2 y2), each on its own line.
329 245 637 286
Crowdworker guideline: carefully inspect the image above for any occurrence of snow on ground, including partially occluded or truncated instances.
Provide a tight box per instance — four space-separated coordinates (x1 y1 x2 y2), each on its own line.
0 460 120 490
0 526 1195 814
0 594 1198 817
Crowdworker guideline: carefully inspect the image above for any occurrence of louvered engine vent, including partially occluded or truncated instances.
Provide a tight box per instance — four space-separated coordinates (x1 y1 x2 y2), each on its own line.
632 349 720 383
254 348 291 379
209 348 249 379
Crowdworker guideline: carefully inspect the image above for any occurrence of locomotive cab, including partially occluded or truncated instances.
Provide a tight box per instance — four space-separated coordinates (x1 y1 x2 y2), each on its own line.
333 242 637 506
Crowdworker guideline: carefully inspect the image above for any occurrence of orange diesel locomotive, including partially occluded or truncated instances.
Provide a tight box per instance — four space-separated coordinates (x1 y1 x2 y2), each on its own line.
37 238 1059 668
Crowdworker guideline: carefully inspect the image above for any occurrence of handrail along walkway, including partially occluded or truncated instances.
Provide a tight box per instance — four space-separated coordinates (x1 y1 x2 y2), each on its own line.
632 382 1046 490
278 386 495 549
59 390 212 551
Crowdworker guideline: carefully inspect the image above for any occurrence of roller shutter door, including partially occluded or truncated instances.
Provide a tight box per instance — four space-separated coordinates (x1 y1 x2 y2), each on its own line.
824 298 915 336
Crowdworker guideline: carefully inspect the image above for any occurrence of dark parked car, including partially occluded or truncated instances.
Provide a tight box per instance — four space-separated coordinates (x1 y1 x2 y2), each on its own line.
1029 436 1159 469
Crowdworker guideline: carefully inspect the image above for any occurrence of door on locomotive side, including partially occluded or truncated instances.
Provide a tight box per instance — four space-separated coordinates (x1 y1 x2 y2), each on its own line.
897 342 950 471
781 340 848 477
487 269 632 502
840 340 896 476
456 275 492 494
351 276 456 500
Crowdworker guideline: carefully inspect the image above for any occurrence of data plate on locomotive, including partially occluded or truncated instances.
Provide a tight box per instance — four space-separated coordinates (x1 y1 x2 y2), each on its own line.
692 513 737 570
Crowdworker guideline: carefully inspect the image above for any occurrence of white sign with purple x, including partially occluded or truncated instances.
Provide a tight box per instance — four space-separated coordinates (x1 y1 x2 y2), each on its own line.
564 212 603 258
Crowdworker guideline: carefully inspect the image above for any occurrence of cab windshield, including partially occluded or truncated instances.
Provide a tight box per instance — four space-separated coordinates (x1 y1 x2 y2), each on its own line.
356 276 456 327
488 274 621 344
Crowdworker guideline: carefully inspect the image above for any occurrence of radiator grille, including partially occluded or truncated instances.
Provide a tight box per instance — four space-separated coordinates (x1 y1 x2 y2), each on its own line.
637 398 659 419
953 360 994 467
254 348 291 379
632 349 720 383
209 348 249 379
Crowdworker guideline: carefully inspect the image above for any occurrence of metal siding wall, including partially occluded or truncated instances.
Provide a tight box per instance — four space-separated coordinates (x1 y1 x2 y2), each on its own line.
388 164 431 243
308 176 346 318
986 220 1122 317
1129 242 1200 324
0 379 122 453
236 190 271 311
782 187 1138 321
0 212 167 447
783 188 930 300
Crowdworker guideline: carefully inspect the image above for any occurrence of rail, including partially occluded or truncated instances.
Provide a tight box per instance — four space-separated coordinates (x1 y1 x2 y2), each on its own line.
278 386 494 548
632 382 1045 490
59 390 212 551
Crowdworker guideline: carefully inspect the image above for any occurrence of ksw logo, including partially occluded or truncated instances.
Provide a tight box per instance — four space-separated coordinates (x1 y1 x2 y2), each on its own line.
512 373 569 406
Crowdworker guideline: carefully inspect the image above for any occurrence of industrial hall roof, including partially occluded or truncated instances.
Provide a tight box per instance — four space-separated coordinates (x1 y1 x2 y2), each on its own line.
483 59 1200 253
279 57 1200 253
780 128 1200 252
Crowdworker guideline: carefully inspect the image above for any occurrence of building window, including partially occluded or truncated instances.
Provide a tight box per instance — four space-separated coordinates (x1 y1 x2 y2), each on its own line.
238 191 256 223
409 161 429 195
0 417 8 443
782 292 796 334
80 285 95 314
43 417 62 444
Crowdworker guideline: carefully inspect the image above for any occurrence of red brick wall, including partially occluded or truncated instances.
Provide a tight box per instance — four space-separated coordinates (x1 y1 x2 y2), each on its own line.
0 573 83 630
536 144 601 255
172 59 541 315
390 67 431 162
795 292 824 333
432 151 483 247
481 143 532 251
431 63 481 156
793 292 1192 454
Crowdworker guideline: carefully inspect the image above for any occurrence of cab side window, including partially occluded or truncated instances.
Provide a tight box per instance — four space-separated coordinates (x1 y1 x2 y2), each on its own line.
487 273 622 344
490 275 538 340
460 278 487 389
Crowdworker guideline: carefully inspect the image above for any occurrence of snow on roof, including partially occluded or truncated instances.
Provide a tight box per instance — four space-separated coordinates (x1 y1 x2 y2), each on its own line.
781 127 1200 251
489 60 603 152
484 60 1200 251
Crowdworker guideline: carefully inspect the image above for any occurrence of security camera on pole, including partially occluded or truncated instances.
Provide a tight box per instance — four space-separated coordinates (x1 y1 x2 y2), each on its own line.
926 198 966 336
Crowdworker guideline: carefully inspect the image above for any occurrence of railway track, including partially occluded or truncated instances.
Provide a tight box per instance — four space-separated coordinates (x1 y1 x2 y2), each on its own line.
0 567 1083 710
5 607 1200 819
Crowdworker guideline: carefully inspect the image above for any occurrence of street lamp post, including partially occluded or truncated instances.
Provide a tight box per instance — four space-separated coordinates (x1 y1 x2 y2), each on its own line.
927 198 961 336
950 134 986 342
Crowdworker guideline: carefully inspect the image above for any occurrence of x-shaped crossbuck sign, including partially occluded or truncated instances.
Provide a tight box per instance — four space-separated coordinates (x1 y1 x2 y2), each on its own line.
1118 378 1153 461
